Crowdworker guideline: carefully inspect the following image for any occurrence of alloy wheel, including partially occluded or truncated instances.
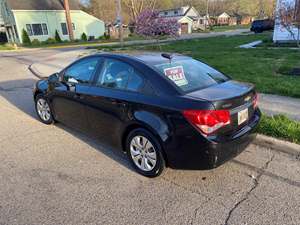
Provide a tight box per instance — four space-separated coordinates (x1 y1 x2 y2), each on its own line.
130 136 157 172
36 98 51 122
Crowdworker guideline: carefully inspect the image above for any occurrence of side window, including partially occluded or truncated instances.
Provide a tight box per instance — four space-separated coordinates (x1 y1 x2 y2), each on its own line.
64 58 99 84
97 58 144 92
127 71 143 92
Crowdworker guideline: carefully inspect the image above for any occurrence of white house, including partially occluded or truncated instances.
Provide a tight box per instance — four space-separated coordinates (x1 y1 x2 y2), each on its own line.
0 0 105 44
159 6 209 34
0 7 4 32
273 0 300 42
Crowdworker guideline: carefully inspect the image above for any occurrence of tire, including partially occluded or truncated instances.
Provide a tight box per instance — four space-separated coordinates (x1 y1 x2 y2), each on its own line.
35 94 54 125
126 128 166 178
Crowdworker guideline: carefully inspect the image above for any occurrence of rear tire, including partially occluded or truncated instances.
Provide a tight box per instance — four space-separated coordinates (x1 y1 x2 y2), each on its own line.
126 128 166 178
35 94 54 125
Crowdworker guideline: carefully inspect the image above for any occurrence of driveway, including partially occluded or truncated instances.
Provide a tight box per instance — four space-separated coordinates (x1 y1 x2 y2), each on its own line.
0 50 299 225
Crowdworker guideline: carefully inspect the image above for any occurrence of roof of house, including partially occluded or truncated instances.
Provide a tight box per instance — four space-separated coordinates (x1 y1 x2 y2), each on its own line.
218 12 252 18
159 5 192 17
163 16 193 22
6 0 80 10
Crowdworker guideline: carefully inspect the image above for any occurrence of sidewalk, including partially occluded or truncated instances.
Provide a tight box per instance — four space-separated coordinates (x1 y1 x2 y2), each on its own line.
26 28 250 51
29 49 96 77
28 48 300 122
259 94 300 121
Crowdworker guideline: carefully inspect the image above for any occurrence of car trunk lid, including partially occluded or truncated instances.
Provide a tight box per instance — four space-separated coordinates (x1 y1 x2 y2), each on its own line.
185 80 257 136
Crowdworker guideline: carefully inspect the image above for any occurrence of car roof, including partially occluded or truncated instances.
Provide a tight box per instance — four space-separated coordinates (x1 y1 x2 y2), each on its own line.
95 52 191 66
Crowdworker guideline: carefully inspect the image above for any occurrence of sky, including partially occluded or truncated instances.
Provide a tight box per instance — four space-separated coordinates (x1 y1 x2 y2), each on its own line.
80 0 89 5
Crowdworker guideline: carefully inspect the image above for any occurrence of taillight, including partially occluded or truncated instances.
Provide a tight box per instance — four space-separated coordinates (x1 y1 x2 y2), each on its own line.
253 93 258 109
183 110 231 135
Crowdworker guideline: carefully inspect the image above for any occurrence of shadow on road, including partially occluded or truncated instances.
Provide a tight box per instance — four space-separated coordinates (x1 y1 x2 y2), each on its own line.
0 78 134 173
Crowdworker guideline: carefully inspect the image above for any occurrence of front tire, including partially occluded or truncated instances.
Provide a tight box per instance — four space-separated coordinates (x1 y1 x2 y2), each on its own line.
126 129 166 178
35 94 54 125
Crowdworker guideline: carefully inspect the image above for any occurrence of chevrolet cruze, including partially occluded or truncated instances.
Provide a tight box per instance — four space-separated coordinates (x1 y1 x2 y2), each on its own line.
33 53 260 177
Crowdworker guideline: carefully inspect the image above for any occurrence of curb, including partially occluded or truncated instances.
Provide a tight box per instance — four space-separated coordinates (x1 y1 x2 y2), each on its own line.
254 134 300 156
28 64 46 79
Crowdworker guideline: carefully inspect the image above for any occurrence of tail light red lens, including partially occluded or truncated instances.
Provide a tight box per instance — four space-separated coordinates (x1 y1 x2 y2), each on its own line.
183 110 231 135
253 93 258 109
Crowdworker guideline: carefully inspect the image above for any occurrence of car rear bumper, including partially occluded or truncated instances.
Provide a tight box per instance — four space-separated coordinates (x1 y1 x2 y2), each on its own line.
166 109 261 170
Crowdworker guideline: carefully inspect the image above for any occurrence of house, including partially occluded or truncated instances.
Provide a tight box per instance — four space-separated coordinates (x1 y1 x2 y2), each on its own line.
0 0 105 44
273 0 300 43
0 7 4 31
217 12 237 26
0 7 6 42
235 13 254 25
159 6 209 34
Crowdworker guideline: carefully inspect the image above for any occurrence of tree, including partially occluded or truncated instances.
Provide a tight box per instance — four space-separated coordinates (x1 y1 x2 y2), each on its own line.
123 0 157 22
135 9 180 41
81 32 88 41
64 0 74 41
21 29 31 45
277 0 300 47
55 30 62 42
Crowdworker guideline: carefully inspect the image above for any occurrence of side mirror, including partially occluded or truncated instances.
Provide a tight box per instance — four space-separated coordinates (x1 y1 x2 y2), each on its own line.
48 73 59 83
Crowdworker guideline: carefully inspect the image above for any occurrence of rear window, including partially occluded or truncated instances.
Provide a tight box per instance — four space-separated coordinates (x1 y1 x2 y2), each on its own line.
154 59 229 93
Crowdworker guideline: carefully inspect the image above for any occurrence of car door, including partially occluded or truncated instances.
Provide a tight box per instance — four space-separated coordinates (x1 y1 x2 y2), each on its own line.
84 57 145 146
50 56 101 131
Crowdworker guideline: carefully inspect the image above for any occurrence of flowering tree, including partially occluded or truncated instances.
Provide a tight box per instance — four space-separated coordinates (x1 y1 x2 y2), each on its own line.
277 0 300 46
135 9 180 40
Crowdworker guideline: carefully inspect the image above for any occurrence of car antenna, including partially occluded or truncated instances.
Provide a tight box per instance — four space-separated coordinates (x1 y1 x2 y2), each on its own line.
161 53 173 63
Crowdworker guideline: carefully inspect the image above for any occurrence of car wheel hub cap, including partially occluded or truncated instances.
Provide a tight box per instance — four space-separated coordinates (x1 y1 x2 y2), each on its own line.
130 136 157 172
37 99 51 121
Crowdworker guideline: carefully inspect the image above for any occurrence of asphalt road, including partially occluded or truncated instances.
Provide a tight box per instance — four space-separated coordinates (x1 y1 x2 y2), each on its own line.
0 50 299 225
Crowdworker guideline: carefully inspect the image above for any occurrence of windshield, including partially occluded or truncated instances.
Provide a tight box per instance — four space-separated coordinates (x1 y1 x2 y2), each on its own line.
154 59 229 93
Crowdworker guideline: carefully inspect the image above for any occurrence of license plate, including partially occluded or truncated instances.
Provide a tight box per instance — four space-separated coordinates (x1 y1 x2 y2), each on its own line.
238 108 249 125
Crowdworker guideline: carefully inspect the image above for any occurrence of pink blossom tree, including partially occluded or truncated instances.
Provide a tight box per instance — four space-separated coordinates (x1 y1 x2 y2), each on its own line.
135 9 180 41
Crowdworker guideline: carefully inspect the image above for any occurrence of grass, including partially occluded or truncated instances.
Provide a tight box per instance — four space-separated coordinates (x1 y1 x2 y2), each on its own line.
258 38 300 48
24 39 119 49
211 24 250 32
0 43 14 50
257 114 300 144
109 32 300 98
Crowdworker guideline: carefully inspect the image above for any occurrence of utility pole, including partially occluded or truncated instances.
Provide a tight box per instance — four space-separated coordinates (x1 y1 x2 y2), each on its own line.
115 0 124 46
64 0 74 41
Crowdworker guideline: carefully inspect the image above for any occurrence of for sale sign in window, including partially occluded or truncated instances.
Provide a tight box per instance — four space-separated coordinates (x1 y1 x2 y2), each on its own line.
164 66 188 87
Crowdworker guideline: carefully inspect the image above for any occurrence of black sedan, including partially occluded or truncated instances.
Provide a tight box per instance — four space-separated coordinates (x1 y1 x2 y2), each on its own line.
33 52 260 177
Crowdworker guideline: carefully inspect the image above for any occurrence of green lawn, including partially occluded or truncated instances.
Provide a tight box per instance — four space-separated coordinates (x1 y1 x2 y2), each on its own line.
258 114 300 144
211 24 250 32
0 44 14 50
119 32 300 98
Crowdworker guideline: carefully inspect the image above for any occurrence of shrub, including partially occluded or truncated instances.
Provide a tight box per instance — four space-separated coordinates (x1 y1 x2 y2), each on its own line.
21 29 31 45
55 30 62 43
104 32 110 40
44 38 56 44
31 39 40 45
81 32 87 41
